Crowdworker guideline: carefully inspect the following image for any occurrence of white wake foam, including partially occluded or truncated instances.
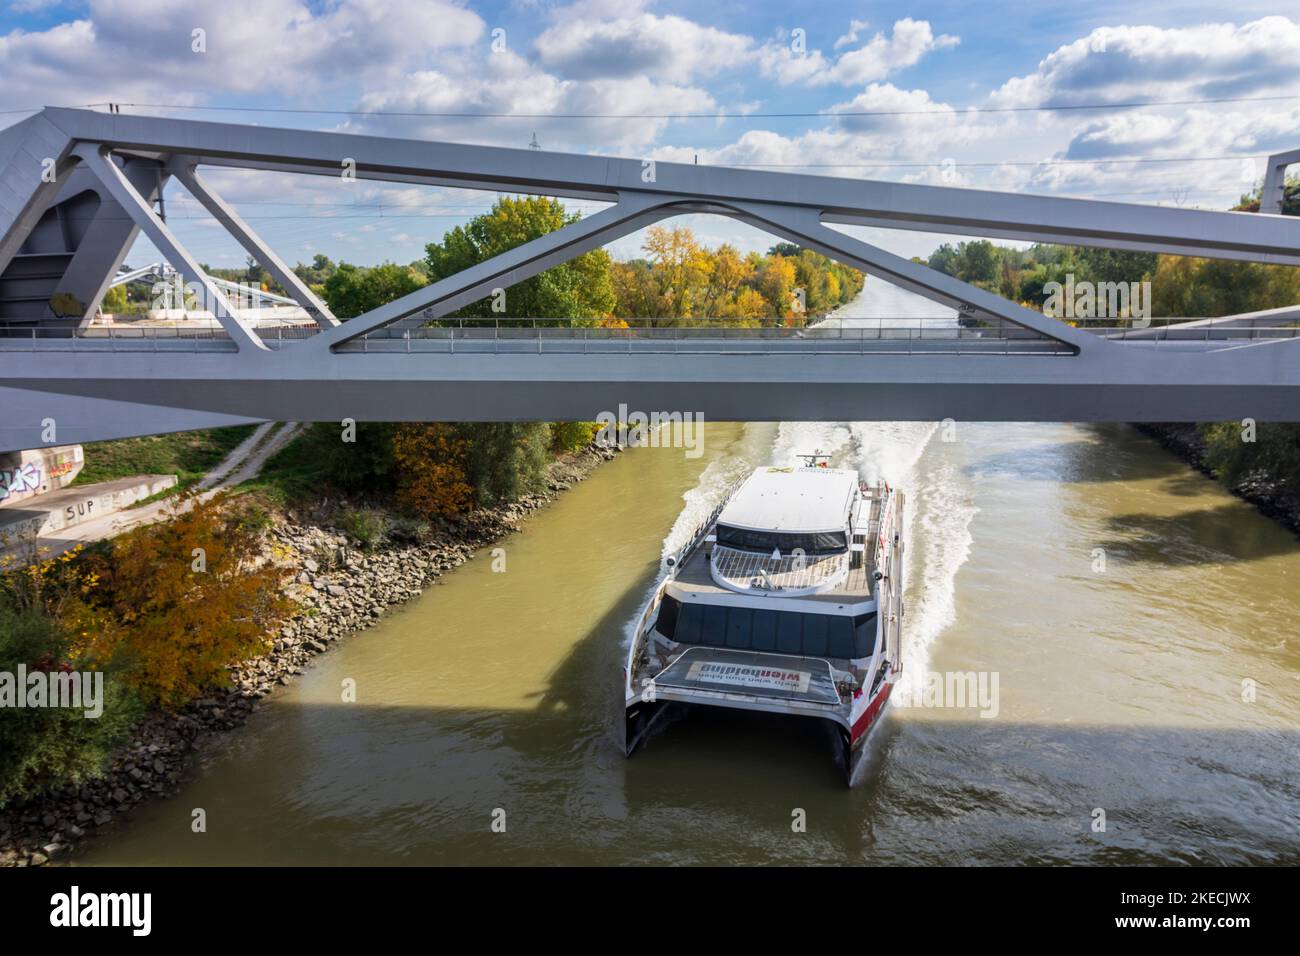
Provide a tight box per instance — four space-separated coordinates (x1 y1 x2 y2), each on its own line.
892 459 977 696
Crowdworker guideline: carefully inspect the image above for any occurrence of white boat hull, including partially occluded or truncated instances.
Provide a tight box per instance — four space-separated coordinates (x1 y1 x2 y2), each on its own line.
623 469 905 787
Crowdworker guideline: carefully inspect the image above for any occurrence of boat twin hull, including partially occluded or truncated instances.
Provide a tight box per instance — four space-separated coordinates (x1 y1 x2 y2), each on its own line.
624 679 894 786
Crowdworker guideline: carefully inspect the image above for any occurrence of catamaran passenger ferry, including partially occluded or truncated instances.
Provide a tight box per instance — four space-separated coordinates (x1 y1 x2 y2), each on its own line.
624 453 905 784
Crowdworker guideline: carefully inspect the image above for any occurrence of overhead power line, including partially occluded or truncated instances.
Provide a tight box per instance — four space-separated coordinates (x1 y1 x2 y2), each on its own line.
158 153 1265 178
67 92 1300 121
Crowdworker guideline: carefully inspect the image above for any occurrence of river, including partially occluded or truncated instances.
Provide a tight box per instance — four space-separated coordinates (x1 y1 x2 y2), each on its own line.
80 282 1300 865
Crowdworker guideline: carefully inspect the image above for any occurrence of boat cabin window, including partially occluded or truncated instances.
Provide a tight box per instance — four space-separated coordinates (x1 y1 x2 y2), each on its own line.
714 524 847 555
653 595 876 659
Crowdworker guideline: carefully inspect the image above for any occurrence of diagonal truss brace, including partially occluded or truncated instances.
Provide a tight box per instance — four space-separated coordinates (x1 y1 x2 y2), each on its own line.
73 144 267 351
310 192 677 350
166 158 337 329
721 201 1097 353
1261 148 1300 215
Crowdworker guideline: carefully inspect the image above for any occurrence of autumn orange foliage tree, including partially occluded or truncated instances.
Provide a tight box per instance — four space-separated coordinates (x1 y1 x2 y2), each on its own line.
85 493 292 707
392 423 475 519
611 227 862 325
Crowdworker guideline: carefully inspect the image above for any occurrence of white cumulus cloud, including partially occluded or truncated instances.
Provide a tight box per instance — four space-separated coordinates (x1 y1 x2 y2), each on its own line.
534 0 753 80
990 16 1300 107
759 18 959 87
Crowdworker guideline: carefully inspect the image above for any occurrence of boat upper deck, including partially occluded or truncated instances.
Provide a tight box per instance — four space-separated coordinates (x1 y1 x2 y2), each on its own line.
667 489 884 610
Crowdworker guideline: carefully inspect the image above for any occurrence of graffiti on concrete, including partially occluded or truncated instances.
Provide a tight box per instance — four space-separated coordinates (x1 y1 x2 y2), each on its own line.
63 499 96 522
0 463 42 502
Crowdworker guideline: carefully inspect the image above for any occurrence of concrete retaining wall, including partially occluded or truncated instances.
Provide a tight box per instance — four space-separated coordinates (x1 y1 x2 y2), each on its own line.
0 473 177 542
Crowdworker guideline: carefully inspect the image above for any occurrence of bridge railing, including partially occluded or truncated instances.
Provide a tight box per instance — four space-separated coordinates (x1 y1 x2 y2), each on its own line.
0 316 1061 353
1 315 1296 352
0 324 241 351
331 316 1071 355
1088 317 1300 346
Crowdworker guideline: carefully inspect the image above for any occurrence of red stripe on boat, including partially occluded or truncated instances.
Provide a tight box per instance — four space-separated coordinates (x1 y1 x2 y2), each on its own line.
850 682 893 741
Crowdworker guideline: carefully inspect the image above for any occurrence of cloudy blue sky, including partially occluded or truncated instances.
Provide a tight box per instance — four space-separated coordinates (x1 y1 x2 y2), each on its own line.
2 0 1297 268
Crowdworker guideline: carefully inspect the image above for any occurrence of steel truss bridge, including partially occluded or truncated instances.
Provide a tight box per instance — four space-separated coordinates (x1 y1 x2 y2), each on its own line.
0 107 1297 451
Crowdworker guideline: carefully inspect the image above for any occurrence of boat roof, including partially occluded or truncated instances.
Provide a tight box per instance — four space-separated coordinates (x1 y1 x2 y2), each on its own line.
717 466 858 534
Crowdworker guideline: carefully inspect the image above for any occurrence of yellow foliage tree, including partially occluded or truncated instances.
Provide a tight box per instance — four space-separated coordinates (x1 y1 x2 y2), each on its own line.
824 270 841 304
612 226 862 327
757 255 798 321
711 244 749 299
720 287 769 321
393 423 475 519
643 225 713 318
0 543 112 663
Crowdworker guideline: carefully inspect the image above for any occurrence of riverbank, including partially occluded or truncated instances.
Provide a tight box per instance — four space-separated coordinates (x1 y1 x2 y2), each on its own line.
1133 423 1300 536
0 442 618 867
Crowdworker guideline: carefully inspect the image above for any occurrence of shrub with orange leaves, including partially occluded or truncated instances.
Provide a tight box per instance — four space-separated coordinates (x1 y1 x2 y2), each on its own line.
0 541 111 655
392 423 475 519
85 493 292 708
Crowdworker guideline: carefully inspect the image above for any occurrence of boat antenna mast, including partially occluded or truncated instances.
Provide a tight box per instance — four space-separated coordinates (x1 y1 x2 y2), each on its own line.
795 449 832 469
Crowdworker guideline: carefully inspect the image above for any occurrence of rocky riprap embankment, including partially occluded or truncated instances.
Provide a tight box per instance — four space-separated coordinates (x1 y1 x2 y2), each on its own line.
0 443 619 866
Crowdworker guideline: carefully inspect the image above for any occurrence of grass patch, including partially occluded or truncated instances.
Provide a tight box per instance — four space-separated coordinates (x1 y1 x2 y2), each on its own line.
239 429 330 505
124 484 184 510
74 425 258 491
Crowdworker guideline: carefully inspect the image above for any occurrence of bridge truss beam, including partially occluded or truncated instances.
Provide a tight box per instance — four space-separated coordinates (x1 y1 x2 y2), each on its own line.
0 107 1296 449
165 159 338 329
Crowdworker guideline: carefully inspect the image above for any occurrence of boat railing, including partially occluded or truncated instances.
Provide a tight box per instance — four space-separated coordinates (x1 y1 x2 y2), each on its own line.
665 475 746 574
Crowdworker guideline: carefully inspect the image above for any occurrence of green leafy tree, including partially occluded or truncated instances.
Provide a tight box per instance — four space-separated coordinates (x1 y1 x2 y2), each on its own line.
453 421 552 505
100 284 128 314
550 421 599 453
957 240 998 286
298 422 398 493
425 196 615 322
322 262 428 319
294 254 337 288
1075 248 1157 286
